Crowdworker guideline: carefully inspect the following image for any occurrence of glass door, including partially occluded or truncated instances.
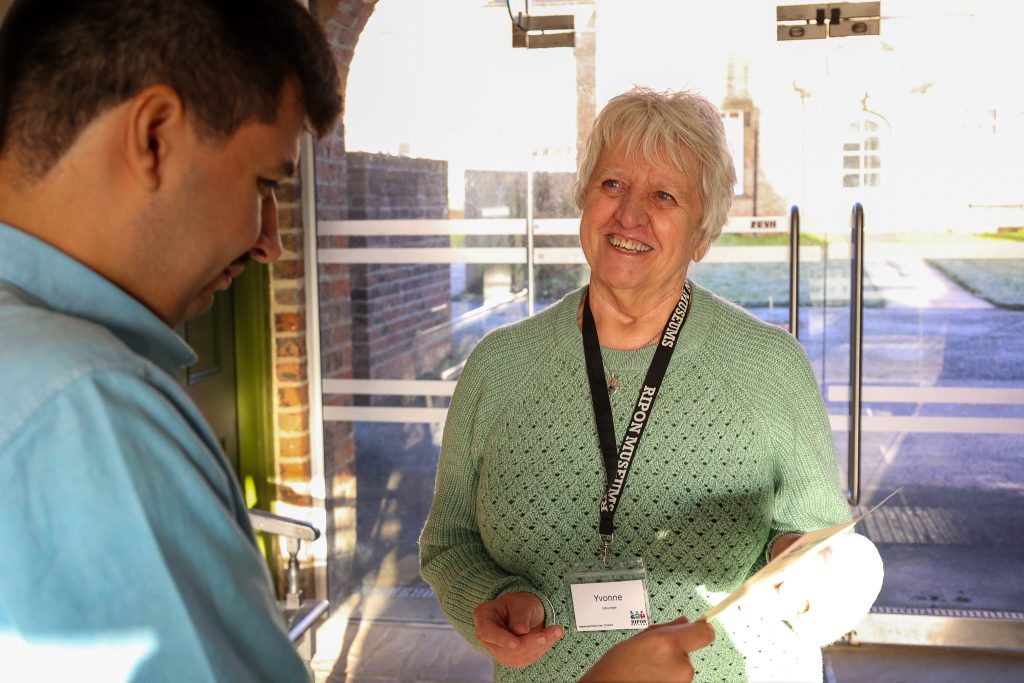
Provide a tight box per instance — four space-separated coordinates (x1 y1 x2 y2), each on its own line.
794 1 1024 646
320 0 1024 655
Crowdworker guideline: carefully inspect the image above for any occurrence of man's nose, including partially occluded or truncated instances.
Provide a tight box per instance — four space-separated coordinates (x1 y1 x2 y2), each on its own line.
251 193 283 264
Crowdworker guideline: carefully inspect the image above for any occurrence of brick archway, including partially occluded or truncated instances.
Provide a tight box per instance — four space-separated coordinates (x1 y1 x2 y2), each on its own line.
267 0 378 597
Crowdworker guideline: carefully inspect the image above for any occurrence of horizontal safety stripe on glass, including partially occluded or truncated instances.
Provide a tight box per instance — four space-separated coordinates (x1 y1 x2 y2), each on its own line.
318 217 789 238
317 247 592 265
318 221 1024 260
319 218 578 236
322 379 456 397
315 246 825 265
828 386 1024 404
322 406 448 424
324 381 1024 405
828 415 1024 434
320 406 1024 433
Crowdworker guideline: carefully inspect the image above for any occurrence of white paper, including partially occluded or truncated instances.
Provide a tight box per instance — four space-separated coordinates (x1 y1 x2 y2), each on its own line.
699 489 901 622
570 579 650 632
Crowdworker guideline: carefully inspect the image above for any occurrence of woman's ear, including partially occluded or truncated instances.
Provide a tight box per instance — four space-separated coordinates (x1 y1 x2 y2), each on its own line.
693 238 708 263
689 227 709 264
123 85 187 192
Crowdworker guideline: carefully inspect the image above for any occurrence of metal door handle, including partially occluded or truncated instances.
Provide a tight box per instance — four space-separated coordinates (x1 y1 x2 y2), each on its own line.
788 205 801 338
848 202 865 505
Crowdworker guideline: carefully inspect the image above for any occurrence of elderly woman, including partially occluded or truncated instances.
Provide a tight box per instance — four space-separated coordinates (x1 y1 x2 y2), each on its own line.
420 88 882 682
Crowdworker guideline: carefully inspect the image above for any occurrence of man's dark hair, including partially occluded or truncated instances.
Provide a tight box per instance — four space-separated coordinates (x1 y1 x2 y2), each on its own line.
0 0 342 177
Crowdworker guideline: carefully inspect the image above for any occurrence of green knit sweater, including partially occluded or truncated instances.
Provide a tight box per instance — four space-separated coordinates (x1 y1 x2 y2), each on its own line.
420 283 851 682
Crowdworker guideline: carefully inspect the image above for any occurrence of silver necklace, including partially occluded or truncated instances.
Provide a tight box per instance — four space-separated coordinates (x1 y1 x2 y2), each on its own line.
603 360 621 396
601 332 661 396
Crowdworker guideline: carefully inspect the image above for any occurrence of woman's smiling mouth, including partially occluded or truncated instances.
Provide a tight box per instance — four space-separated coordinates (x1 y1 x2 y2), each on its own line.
607 234 653 254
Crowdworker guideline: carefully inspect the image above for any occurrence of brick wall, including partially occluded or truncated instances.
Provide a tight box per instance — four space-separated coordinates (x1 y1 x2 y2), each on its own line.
346 152 451 384
263 0 377 599
271 174 313 512
267 1 453 603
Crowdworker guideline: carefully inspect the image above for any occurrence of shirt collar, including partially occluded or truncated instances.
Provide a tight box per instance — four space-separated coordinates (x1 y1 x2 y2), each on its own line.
0 223 197 375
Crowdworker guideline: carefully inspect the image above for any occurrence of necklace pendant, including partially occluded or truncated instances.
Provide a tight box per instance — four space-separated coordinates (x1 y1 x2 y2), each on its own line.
607 373 619 395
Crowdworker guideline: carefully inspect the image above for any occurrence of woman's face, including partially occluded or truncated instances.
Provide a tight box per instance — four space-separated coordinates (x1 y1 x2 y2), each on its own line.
579 142 705 299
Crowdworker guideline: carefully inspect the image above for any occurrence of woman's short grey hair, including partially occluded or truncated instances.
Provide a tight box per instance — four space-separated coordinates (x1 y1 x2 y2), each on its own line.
574 87 737 254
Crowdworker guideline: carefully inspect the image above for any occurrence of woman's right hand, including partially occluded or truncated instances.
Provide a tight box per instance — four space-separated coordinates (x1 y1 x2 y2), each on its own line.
580 617 715 682
473 591 565 668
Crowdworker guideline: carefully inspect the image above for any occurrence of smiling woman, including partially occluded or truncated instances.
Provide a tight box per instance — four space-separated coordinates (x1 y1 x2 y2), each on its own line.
420 87 883 682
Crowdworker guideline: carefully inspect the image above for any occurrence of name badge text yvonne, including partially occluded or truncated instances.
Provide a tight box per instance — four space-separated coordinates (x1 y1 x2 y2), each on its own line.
570 579 649 632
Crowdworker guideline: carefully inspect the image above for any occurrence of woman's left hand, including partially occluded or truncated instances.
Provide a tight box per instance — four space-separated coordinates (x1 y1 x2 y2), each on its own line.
769 533 833 620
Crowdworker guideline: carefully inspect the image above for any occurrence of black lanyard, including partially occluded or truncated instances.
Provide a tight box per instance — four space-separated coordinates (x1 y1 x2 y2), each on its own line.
581 281 692 560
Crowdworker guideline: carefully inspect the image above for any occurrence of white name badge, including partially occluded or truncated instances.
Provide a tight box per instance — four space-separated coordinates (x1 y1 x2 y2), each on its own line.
565 559 651 632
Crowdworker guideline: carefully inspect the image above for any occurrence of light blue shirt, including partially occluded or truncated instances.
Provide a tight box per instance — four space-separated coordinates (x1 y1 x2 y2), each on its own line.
0 224 309 682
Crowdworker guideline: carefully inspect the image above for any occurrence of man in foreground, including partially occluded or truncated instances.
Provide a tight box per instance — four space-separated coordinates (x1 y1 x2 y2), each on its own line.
0 1 340 679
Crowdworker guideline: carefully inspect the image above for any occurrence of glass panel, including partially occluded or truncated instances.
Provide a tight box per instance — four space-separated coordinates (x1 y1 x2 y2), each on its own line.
325 0 1024 664
820 218 855 498
820 5 1024 623
689 229 792 329
329 0 579 625
857 232 1024 614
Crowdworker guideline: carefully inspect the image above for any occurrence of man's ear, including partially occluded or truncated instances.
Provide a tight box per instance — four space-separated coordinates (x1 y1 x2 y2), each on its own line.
124 85 187 192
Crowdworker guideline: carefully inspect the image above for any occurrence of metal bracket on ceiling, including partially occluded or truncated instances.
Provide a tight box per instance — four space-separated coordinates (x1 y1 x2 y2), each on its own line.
510 10 575 49
777 2 881 41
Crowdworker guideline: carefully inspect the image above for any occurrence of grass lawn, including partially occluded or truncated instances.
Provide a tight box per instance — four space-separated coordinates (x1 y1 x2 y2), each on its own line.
715 233 827 247
690 261 884 309
710 231 1023 311
925 259 1024 309
982 228 1024 243
692 232 874 309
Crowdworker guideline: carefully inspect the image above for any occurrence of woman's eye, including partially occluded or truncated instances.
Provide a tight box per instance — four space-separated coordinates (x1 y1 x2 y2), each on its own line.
601 179 621 190
655 191 676 203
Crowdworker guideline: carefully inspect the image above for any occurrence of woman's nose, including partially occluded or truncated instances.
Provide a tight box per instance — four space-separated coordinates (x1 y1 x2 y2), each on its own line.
613 190 648 230
250 192 283 264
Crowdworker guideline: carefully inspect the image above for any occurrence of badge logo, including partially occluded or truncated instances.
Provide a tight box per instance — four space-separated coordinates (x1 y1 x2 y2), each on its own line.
629 609 648 627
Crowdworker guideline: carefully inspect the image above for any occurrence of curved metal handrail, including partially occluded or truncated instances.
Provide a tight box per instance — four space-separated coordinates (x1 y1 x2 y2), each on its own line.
249 508 319 542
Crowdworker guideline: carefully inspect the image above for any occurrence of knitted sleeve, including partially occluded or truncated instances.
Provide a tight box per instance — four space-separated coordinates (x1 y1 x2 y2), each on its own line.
419 331 550 651
761 331 884 644
763 328 852 544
